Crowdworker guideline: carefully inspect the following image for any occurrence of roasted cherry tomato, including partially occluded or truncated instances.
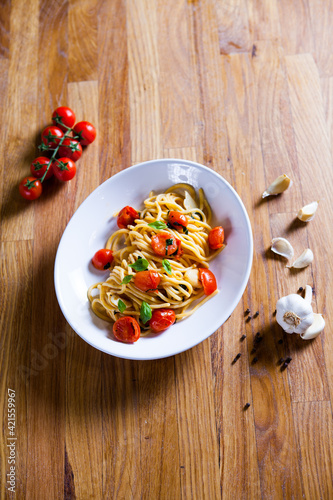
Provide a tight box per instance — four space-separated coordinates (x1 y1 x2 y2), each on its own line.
30 156 53 180
52 157 76 181
73 121 96 146
19 176 42 200
174 238 183 260
208 226 224 250
57 138 82 161
151 232 178 257
198 268 217 295
149 309 176 332
134 270 160 292
41 126 64 148
117 206 139 229
92 249 114 270
113 316 141 343
52 106 76 132
168 211 188 232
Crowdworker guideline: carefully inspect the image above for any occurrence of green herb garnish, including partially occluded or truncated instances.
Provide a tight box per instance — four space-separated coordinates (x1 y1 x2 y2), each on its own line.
162 259 172 275
121 275 133 284
129 258 149 272
140 301 152 324
118 299 126 313
148 221 168 230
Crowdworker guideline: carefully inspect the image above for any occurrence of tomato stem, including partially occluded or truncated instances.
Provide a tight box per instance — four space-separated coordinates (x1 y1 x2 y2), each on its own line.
40 128 72 183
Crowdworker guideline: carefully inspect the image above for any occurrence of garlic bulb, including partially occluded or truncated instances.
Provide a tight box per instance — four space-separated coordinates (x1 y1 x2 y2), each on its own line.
276 287 314 334
287 248 314 269
301 314 325 340
262 174 292 198
297 201 319 222
271 237 294 260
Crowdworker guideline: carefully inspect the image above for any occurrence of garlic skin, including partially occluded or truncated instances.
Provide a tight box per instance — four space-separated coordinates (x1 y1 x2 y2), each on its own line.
301 314 325 340
287 248 314 269
271 237 294 260
262 174 292 198
297 201 319 222
276 292 314 334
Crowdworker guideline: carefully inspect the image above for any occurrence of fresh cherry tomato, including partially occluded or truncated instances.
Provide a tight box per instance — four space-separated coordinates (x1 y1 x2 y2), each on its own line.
168 211 188 232
41 126 64 148
30 156 53 180
151 232 178 257
117 206 139 229
52 157 76 181
198 268 217 295
92 249 114 270
113 316 141 343
73 121 96 146
134 270 160 292
149 309 176 332
52 106 76 132
19 176 42 200
57 138 82 161
208 226 224 250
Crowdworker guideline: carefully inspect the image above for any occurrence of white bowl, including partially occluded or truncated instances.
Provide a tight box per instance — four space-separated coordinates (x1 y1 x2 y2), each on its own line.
54 159 253 360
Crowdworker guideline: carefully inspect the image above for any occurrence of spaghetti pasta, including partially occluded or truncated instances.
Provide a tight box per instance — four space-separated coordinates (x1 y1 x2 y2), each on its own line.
88 185 225 339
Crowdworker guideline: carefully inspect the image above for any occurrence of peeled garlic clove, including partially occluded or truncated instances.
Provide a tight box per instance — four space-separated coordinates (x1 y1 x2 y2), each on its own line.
262 174 292 198
271 237 294 260
297 201 319 222
184 268 202 288
287 248 314 269
184 190 198 210
300 313 325 340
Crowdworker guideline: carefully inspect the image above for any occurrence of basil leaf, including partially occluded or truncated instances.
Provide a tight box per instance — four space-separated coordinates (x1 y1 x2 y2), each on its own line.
118 299 126 313
165 237 174 255
162 259 172 275
140 301 152 324
148 221 168 230
129 258 149 272
121 275 133 284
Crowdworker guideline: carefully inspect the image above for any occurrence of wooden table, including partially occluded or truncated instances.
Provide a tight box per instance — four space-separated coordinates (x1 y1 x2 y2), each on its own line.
1 0 333 498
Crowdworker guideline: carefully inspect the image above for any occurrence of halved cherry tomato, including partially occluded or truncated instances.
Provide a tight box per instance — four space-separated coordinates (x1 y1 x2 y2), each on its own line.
174 238 183 260
57 138 82 161
198 268 217 295
92 249 114 270
117 206 139 229
30 156 53 180
168 211 188 232
52 157 76 181
151 232 178 257
113 316 140 343
52 106 76 132
134 270 160 292
19 176 42 200
208 226 224 250
149 309 176 332
41 126 64 148
73 121 96 146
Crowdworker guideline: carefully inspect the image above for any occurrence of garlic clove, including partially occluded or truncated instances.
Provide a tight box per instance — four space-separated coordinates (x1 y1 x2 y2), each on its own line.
287 248 314 269
297 201 319 222
184 268 202 288
184 190 198 210
300 313 325 340
271 237 294 260
304 285 313 304
262 174 292 198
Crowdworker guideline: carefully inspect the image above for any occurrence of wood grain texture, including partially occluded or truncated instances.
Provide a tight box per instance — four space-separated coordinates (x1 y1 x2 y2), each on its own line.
1 1 333 499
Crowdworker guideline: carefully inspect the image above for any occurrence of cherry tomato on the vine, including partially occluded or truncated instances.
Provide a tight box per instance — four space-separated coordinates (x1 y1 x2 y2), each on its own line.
168 211 188 232
134 270 160 292
113 316 141 343
151 232 178 257
30 156 53 180
19 176 42 200
57 138 82 162
198 268 217 295
92 249 114 270
41 126 64 149
149 309 176 332
117 206 139 229
73 121 96 146
52 106 76 132
208 226 224 250
52 157 76 181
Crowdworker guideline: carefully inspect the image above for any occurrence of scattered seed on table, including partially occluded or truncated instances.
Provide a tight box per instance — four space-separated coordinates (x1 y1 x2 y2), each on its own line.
255 336 263 344
245 308 250 315
255 332 260 337
254 311 259 317
251 348 257 354
278 358 285 364
278 339 283 344
273 309 277 316
252 357 258 364
240 334 247 341
285 357 292 364
246 316 252 322
232 353 241 364
298 287 303 293
244 403 251 410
